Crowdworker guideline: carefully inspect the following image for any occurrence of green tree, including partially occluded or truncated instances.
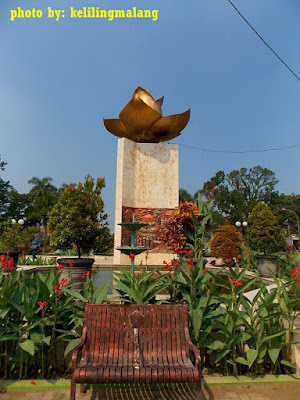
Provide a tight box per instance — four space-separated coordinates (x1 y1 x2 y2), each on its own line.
246 202 286 255
201 166 278 223
48 174 109 258
26 177 58 229
0 155 12 222
179 188 194 203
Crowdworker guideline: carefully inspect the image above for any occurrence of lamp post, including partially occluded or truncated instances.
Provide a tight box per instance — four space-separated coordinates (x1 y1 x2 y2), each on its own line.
282 208 300 241
235 221 247 235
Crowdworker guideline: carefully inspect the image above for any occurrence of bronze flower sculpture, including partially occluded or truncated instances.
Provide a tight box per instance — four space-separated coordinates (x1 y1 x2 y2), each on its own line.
103 87 190 143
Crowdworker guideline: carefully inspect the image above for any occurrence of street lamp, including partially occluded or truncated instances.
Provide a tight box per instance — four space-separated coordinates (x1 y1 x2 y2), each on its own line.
11 218 25 226
282 208 300 240
235 221 248 234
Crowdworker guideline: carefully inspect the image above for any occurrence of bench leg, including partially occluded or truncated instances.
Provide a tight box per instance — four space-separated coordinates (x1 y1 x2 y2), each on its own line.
80 384 86 394
70 377 76 400
197 379 203 400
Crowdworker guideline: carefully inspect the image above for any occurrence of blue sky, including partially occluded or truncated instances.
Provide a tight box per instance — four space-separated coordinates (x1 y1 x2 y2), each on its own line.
1 0 299 229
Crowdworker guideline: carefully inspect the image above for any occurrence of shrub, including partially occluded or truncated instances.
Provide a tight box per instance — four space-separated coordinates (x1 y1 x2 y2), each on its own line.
162 201 203 251
0 225 40 252
246 202 286 255
209 224 242 261
48 174 110 258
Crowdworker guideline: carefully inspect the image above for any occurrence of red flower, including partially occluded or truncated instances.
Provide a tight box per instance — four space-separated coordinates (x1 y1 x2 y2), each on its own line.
53 285 60 294
69 262 74 267
186 260 194 269
237 254 242 260
0 256 15 272
163 259 180 271
30 381 36 385
290 267 300 283
212 186 217 191
0 389 7 393
58 264 64 270
231 278 243 288
60 278 68 287
173 244 179 254
38 301 46 310
82 271 91 279
20 250 26 259
203 269 208 274
129 253 135 261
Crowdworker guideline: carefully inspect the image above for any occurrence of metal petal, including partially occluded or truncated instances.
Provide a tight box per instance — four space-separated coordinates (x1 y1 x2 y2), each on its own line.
103 119 133 140
119 92 161 136
133 87 162 115
156 97 164 115
146 109 191 142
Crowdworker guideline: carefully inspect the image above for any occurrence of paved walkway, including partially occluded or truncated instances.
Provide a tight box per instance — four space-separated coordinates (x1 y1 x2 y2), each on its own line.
0 383 300 400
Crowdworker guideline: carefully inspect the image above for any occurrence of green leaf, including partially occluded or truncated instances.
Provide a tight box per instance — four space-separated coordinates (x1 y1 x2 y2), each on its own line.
215 349 230 362
0 308 10 318
235 332 252 344
268 348 280 365
0 334 18 342
64 338 82 357
30 332 45 344
207 340 225 350
236 357 248 366
280 359 295 368
261 329 286 344
42 336 51 346
19 339 35 356
247 349 258 367
191 309 203 341
63 288 87 303
92 281 110 304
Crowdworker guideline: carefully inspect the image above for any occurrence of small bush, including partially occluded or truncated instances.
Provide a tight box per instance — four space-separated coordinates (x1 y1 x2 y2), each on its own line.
209 224 242 261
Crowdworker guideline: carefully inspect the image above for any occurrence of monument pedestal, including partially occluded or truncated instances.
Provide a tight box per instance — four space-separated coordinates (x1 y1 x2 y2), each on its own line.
114 138 178 265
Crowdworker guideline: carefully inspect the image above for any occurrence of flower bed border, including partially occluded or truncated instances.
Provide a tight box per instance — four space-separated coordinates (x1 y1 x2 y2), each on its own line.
0 375 299 391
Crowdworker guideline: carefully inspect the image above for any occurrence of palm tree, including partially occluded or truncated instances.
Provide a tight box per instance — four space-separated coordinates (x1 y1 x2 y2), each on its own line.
27 177 58 229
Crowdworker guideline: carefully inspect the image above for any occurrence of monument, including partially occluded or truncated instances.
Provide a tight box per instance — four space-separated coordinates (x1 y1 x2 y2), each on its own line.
104 87 190 265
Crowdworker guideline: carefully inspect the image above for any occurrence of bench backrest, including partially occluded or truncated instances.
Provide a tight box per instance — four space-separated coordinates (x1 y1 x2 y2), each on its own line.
82 304 190 366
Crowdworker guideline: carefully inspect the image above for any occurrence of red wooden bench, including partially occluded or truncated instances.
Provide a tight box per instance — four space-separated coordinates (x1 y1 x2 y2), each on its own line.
70 304 202 399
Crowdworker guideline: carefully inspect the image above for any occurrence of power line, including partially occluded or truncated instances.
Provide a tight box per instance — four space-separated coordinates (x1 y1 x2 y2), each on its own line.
227 0 300 82
178 143 300 154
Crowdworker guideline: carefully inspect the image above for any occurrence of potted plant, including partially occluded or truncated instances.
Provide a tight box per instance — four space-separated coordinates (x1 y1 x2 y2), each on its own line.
245 202 286 277
48 174 109 286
